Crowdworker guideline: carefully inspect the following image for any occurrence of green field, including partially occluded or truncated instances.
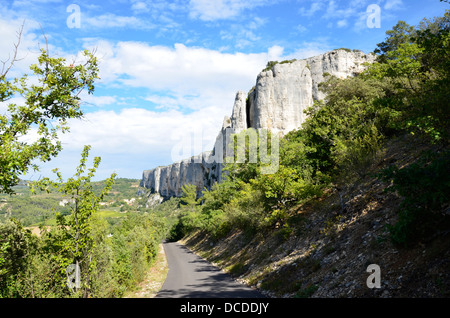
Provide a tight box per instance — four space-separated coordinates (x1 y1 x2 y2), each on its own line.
0 178 143 227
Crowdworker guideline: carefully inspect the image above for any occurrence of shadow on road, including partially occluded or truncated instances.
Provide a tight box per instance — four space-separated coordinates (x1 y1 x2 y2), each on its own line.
155 241 265 298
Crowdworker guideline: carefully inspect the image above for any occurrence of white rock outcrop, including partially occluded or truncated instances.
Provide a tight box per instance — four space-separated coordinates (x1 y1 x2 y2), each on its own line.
140 152 221 198
230 90 248 131
247 49 375 135
140 49 375 199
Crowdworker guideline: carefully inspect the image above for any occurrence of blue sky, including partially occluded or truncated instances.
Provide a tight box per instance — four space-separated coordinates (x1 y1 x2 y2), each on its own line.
1 0 448 181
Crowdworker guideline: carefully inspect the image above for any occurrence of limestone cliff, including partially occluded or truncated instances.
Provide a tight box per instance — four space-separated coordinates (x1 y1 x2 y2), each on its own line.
140 49 376 199
247 49 375 134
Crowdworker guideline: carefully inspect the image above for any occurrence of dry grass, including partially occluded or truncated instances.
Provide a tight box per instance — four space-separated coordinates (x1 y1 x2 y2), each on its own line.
123 244 169 298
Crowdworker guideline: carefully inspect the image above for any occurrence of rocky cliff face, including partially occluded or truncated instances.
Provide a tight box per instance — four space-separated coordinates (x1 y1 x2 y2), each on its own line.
140 49 376 199
247 49 375 134
140 152 222 198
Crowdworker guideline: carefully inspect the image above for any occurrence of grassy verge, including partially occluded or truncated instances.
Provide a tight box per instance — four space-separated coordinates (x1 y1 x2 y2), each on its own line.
123 244 169 298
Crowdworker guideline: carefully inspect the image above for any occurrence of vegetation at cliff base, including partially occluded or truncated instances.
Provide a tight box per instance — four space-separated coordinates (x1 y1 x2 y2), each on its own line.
170 11 450 249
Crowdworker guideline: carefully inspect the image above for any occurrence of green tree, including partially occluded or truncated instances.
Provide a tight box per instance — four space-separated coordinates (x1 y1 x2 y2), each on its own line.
252 166 302 227
32 145 116 297
299 75 389 180
370 11 450 246
367 10 450 143
0 219 33 297
381 150 450 247
180 184 199 208
0 26 99 194
374 20 416 63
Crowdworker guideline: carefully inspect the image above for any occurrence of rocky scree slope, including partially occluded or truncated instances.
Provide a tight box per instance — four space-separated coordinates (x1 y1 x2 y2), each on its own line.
182 134 450 298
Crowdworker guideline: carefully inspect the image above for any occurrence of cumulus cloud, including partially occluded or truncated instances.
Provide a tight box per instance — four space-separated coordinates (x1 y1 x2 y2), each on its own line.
79 92 117 108
283 41 331 60
384 0 403 10
82 13 153 29
337 19 348 28
131 1 149 13
61 107 221 154
31 105 226 180
84 40 285 112
299 1 325 17
219 16 268 49
189 0 272 21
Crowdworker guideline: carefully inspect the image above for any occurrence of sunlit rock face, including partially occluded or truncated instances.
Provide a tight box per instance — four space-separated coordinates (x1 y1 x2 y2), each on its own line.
140 49 376 199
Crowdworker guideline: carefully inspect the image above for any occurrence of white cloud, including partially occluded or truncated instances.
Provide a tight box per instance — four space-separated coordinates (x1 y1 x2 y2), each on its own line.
267 45 284 60
0 17 43 78
85 40 285 112
83 13 152 29
296 24 308 33
283 40 331 60
131 1 149 13
61 107 222 153
312 0 391 33
337 19 348 28
299 1 325 17
220 16 267 49
324 0 359 19
248 16 267 30
384 0 403 10
144 94 198 111
353 10 371 32
189 0 271 21
0 96 26 115
79 93 117 108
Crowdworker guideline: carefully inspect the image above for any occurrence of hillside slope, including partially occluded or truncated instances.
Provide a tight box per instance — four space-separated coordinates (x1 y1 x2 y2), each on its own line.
182 134 450 298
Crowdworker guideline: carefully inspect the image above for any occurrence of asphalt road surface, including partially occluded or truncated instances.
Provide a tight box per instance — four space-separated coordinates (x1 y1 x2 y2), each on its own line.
155 241 264 298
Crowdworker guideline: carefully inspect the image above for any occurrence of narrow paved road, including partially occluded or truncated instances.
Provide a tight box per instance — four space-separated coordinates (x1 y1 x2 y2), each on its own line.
155 241 264 298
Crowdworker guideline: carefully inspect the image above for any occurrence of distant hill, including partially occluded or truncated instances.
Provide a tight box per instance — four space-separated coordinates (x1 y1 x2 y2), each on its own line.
0 178 142 227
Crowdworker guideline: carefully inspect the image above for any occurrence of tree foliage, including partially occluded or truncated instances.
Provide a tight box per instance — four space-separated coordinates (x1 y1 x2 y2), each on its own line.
32 145 116 297
0 26 99 194
366 11 450 143
1 146 168 298
381 150 450 247
0 27 170 298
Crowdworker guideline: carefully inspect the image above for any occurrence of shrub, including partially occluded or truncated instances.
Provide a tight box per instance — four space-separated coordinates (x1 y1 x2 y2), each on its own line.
381 150 450 247
280 59 297 64
262 61 279 72
295 284 319 298
336 48 352 52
